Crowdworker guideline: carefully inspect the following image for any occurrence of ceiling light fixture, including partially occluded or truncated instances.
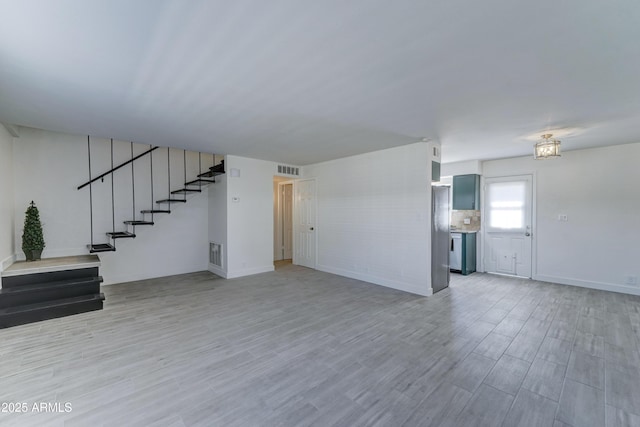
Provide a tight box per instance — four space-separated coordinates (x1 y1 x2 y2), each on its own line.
534 134 561 159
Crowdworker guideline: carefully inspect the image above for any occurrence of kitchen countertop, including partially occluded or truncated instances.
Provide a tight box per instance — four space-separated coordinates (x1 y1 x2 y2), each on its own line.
450 230 478 234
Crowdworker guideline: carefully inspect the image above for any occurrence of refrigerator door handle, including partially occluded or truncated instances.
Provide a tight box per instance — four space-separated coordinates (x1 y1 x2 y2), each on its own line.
451 238 454 251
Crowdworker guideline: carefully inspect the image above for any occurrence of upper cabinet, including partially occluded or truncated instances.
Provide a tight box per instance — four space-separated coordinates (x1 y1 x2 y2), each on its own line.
432 161 441 182
453 174 480 210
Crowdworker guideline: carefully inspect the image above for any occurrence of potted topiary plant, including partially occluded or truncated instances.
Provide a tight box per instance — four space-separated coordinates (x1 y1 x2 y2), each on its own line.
22 201 45 261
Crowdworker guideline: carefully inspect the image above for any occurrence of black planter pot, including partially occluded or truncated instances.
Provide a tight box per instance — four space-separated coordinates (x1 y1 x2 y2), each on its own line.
24 249 43 261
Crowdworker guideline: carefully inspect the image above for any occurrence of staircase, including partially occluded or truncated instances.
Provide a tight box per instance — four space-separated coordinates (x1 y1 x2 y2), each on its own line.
0 258 105 329
0 143 221 329
78 139 225 253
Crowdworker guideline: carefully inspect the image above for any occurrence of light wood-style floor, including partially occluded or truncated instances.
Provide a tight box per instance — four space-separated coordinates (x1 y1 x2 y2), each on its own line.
1 265 640 427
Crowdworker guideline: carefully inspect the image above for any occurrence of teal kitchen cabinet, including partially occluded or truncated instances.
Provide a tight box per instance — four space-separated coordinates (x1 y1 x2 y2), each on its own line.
432 161 441 182
450 232 476 275
452 174 480 210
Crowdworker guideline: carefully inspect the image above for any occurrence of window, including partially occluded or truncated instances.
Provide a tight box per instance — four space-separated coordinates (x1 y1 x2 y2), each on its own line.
487 181 526 230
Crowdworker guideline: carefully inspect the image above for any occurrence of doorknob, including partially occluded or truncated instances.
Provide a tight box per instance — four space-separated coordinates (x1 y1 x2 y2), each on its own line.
525 232 531 236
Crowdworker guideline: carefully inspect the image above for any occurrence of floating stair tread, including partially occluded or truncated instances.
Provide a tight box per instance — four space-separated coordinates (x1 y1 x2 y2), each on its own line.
89 243 115 253
0 293 105 315
156 199 187 204
106 231 136 239
185 179 215 186
197 170 224 178
140 209 171 214
210 162 225 172
123 220 154 225
0 276 103 295
197 163 225 178
171 188 202 194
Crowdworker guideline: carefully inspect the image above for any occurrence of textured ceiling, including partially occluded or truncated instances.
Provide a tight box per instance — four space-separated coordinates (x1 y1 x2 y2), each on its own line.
1 0 639 164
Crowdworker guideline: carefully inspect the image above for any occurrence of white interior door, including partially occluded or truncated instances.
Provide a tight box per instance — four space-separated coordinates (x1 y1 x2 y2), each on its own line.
483 175 533 278
293 179 316 269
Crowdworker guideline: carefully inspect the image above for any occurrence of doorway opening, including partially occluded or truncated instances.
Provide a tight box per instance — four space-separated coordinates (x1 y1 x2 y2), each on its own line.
274 177 293 269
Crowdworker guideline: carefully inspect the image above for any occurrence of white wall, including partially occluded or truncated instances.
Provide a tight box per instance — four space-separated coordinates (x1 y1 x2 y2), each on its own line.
12 127 212 284
0 124 15 272
303 142 432 296
442 159 482 177
224 155 278 278
483 142 640 295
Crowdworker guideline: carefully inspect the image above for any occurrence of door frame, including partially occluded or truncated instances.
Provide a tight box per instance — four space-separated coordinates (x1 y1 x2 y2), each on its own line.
274 180 294 261
481 172 537 278
293 178 318 269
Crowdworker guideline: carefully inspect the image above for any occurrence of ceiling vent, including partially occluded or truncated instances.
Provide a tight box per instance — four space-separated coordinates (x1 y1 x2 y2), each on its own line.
277 165 299 176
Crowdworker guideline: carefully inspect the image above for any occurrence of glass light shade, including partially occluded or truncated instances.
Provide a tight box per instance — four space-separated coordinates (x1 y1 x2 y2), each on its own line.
534 136 561 159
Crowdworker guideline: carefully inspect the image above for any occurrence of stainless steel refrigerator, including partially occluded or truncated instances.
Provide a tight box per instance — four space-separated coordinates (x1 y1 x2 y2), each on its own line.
431 186 450 293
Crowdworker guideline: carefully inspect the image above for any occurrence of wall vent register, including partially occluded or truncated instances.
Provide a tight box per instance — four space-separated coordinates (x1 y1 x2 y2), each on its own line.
277 165 299 176
209 242 223 268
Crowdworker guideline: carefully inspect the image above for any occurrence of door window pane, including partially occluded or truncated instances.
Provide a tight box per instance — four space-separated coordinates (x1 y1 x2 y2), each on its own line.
487 181 525 230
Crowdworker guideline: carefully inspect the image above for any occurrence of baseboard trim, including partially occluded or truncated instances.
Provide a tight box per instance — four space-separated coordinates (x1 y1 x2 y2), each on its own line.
208 264 227 278
316 264 432 296
225 265 274 279
535 274 640 296
1 254 16 273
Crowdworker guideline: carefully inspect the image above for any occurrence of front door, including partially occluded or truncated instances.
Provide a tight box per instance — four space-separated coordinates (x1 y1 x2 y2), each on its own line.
293 179 316 269
483 175 533 278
